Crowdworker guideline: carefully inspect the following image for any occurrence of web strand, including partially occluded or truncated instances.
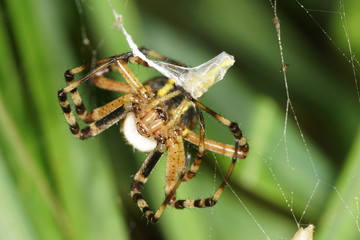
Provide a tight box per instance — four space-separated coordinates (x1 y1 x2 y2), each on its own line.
295 0 360 103
269 0 321 229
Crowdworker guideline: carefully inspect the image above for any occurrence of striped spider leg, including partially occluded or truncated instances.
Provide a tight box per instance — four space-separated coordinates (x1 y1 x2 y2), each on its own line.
58 52 136 139
58 48 249 223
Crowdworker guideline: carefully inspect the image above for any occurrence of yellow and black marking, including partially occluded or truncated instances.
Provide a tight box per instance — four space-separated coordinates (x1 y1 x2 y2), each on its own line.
58 51 139 139
58 87 129 139
174 198 216 209
130 149 164 223
58 90 80 136
144 77 198 130
151 80 249 214
65 70 88 120
157 79 175 97
80 104 127 139
58 47 249 224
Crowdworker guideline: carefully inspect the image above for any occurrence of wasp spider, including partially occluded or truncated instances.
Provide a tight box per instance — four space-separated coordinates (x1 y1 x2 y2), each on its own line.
57 48 249 223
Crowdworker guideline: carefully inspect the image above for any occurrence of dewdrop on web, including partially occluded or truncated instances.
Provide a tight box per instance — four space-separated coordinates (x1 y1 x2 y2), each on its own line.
110 10 235 99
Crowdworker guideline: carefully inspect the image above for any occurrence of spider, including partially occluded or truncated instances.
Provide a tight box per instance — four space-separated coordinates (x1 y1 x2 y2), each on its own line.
57 48 249 223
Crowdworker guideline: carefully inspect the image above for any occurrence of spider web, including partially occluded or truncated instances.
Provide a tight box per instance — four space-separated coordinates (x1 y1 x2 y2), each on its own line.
268 0 359 235
251 0 360 239
73 0 360 239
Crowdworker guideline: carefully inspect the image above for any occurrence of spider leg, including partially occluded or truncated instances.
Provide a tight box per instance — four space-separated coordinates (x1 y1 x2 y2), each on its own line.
164 90 249 210
62 50 164 123
158 133 237 211
152 130 239 218
164 136 186 200
183 111 205 181
63 60 116 122
151 137 190 222
115 60 149 99
180 88 249 159
139 135 189 223
169 142 240 210
61 48 186 124
63 53 136 123
63 55 125 94
58 51 151 135
168 155 235 210
184 130 248 159
104 48 188 100
58 91 132 139
130 127 188 224
91 75 136 94
130 147 165 223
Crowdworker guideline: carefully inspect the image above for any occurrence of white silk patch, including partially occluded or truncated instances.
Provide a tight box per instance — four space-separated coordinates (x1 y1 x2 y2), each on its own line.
122 113 157 152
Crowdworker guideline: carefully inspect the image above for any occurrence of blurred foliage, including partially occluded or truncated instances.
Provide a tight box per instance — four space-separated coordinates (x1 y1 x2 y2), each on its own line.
0 0 359 239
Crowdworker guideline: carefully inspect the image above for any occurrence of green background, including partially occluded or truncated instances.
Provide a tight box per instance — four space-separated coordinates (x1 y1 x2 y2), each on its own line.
0 0 359 239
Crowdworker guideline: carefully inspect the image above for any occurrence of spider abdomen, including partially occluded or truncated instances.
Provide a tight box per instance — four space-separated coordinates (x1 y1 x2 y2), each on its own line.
145 77 198 130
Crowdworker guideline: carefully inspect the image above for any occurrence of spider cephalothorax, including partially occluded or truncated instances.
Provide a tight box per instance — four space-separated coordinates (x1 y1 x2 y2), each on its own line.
58 48 249 223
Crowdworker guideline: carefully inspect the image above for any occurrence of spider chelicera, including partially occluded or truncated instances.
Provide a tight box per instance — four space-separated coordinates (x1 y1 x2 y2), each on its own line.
57 48 249 223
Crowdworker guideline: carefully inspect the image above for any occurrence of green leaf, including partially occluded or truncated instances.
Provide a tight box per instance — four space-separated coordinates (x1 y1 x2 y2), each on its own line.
316 125 360 240
1 0 359 239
